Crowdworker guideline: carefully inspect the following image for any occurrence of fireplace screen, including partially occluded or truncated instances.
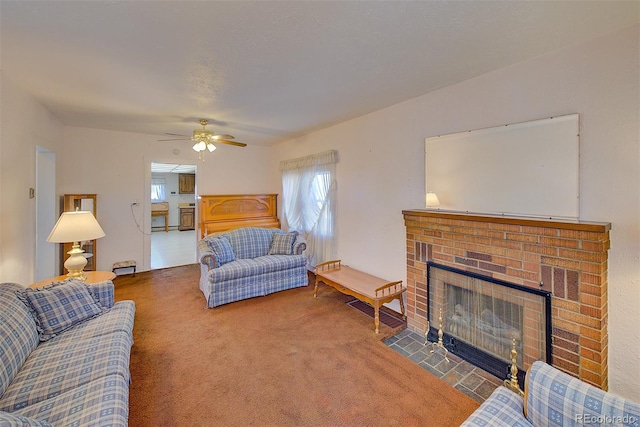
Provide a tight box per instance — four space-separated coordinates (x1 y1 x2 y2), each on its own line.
427 262 551 378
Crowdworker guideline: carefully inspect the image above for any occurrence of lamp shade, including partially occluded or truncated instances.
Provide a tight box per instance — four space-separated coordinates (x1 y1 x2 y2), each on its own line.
192 140 207 152
426 192 440 208
47 210 105 243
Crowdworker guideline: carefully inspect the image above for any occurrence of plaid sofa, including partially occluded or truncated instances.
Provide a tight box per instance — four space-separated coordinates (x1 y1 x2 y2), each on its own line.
462 360 640 427
197 227 308 308
0 280 135 426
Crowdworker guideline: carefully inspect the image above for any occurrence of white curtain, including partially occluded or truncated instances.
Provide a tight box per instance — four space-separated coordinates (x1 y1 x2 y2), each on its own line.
280 150 337 268
151 178 165 202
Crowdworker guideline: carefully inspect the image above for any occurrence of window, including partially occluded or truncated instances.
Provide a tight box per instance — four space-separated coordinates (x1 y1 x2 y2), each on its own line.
280 150 337 267
309 170 332 237
151 178 166 202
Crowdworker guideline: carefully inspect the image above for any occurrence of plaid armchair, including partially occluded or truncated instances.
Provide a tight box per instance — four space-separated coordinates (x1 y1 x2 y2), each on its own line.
462 361 640 427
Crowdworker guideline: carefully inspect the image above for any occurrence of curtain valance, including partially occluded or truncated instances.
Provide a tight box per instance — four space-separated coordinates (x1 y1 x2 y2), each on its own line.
279 150 337 171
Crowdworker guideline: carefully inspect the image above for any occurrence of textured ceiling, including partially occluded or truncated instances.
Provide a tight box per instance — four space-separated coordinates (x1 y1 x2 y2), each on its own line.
1 1 638 146
151 163 196 174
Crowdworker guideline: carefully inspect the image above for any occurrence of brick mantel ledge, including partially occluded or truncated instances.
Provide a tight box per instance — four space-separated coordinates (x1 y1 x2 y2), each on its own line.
402 209 611 233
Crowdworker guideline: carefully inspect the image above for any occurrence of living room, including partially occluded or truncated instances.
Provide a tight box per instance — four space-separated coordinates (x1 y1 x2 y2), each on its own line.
1 1 639 423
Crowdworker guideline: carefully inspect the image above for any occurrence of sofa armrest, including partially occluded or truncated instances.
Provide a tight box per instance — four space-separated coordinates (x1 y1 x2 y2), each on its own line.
525 361 640 426
461 386 530 426
201 254 219 270
90 280 115 309
197 239 219 270
293 235 307 255
1 410 53 427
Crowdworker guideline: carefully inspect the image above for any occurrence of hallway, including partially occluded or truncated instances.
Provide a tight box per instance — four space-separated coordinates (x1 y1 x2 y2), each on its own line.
150 230 197 270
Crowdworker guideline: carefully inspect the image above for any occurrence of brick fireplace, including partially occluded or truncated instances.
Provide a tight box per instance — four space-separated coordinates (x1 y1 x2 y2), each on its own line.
403 210 611 389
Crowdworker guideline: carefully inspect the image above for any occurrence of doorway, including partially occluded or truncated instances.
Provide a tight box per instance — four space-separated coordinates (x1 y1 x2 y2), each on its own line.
35 146 56 280
149 162 198 269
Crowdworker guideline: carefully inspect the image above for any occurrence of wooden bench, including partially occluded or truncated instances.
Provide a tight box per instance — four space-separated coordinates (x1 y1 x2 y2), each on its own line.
314 260 406 333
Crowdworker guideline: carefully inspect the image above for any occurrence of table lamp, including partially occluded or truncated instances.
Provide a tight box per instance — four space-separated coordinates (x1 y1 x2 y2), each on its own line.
426 192 440 208
47 209 105 280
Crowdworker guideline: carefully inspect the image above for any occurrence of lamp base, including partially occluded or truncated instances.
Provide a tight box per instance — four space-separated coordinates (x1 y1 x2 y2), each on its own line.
64 243 88 281
66 270 87 281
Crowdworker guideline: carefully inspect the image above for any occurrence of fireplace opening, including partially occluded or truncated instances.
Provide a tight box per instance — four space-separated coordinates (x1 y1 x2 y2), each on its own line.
447 283 524 367
427 262 552 385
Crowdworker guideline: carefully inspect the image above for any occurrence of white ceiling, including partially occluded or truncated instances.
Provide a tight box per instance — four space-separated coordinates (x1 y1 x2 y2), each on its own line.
151 163 196 174
1 1 638 146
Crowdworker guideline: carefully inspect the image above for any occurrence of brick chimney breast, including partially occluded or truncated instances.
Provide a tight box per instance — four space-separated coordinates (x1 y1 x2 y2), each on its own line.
403 210 611 390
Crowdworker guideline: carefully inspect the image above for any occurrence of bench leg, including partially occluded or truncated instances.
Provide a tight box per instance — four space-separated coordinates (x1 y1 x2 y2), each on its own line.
374 302 380 334
399 296 407 320
313 279 320 297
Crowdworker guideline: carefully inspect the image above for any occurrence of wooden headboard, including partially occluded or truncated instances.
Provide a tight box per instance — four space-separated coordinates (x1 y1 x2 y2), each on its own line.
198 194 281 238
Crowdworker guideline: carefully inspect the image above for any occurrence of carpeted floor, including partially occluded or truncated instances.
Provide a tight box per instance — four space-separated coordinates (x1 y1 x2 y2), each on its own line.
114 265 479 426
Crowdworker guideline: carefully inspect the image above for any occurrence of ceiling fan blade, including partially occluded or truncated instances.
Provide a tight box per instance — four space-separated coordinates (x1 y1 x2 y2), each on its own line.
212 134 234 140
216 139 247 147
157 138 191 141
164 133 190 137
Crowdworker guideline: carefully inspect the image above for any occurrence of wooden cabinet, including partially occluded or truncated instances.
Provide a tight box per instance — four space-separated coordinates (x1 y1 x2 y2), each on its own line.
179 174 195 194
179 207 195 231
61 194 98 273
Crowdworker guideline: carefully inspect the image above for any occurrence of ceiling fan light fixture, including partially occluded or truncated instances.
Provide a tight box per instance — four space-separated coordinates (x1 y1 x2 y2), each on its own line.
160 119 245 161
193 129 212 141
193 141 207 152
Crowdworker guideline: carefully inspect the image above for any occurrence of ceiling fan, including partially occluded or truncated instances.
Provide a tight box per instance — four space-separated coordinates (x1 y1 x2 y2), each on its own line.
158 119 247 161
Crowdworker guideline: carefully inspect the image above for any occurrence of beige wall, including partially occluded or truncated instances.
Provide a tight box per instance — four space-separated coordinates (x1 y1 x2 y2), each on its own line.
271 25 639 400
60 126 275 273
0 72 64 284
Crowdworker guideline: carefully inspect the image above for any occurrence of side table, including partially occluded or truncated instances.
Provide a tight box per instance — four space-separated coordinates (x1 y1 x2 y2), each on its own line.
29 271 116 289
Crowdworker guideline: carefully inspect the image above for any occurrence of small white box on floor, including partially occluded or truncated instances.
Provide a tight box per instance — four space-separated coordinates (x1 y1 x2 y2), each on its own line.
112 260 136 276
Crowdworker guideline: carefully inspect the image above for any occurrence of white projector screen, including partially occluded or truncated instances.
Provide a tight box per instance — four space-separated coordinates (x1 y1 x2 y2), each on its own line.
425 114 579 219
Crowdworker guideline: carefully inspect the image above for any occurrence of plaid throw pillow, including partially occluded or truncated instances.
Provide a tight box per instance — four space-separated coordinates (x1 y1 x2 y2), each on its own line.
268 231 298 255
18 280 105 341
206 236 236 266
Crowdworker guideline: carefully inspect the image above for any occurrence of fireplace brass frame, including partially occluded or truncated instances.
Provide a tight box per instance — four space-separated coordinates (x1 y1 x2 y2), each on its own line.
426 262 553 383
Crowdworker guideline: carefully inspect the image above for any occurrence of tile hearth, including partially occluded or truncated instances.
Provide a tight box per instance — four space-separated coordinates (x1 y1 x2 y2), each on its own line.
384 329 501 403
